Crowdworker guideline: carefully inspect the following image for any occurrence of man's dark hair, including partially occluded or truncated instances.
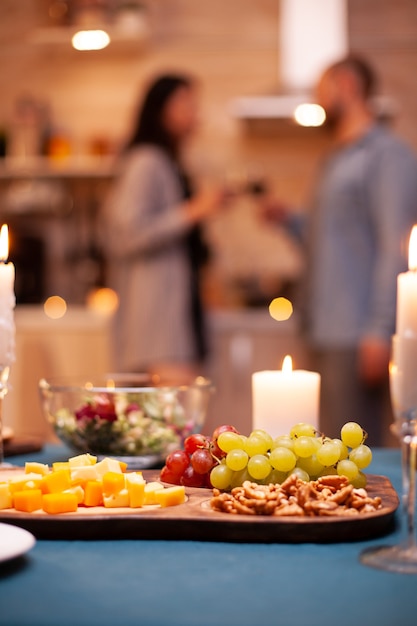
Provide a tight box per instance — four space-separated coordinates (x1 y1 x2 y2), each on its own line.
329 55 377 99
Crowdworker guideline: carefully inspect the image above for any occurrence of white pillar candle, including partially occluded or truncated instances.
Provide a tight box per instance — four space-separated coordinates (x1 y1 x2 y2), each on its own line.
0 225 15 368
396 225 417 336
252 355 320 438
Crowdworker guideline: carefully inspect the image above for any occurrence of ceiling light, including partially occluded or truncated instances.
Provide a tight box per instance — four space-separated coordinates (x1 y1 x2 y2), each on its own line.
71 29 110 51
293 103 326 127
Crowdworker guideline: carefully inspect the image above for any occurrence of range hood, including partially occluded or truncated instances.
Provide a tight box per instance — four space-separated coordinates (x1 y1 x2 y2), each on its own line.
231 0 396 125
231 0 348 125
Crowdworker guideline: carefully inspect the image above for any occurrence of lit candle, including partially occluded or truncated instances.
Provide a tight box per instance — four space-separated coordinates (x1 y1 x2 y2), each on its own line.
396 225 417 337
252 355 320 438
0 224 15 368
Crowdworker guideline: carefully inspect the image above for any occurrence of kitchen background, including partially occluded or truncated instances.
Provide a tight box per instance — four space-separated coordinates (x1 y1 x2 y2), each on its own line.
0 0 415 443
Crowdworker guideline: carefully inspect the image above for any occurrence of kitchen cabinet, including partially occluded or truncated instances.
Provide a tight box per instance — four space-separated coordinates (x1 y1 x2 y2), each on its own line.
0 157 114 304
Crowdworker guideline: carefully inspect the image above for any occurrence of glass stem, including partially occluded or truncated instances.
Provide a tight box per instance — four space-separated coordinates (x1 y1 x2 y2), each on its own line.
402 433 417 548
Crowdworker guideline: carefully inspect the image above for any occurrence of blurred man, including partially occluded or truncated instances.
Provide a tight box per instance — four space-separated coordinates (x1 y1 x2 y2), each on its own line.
263 56 417 445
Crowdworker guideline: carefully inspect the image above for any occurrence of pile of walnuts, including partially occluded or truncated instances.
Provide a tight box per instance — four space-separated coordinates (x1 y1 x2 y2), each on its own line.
210 474 382 517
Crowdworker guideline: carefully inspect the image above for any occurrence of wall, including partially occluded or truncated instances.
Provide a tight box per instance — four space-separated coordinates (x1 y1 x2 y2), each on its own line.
1 1 416 307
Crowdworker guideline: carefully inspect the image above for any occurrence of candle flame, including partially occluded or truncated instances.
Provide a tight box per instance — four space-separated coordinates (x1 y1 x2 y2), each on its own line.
408 225 417 270
0 224 9 262
282 355 293 373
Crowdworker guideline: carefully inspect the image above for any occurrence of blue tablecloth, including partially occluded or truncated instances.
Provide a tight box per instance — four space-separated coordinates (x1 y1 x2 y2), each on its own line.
1 445 416 626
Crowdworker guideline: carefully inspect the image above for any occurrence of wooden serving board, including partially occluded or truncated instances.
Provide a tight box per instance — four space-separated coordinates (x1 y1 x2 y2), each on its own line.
0 470 399 543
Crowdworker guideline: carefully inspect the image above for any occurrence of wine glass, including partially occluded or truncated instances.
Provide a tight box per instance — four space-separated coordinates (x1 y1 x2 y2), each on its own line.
360 334 417 574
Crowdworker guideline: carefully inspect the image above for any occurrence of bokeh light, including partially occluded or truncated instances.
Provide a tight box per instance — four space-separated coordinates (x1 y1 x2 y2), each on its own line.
294 103 326 127
44 295 67 319
86 287 119 315
269 297 293 321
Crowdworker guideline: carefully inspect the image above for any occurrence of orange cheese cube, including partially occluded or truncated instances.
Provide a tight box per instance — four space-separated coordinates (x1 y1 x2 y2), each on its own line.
154 486 186 508
42 493 78 514
83 480 103 507
41 469 71 494
119 461 128 473
13 489 43 512
102 471 125 496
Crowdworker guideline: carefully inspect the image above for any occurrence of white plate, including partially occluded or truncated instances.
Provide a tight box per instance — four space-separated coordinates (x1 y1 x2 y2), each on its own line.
0 522 36 563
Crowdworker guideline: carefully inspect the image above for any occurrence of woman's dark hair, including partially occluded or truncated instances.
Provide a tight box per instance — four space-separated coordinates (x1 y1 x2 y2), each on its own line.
126 73 194 158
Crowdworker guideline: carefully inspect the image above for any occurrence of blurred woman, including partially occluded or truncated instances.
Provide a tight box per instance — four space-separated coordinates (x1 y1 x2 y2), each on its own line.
101 73 228 381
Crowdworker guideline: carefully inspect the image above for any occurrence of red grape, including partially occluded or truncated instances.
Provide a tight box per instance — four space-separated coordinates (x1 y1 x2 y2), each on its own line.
212 424 238 441
160 465 181 485
210 439 226 460
191 448 215 474
160 424 241 488
165 449 189 475
184 433 207 455
181 465 205 487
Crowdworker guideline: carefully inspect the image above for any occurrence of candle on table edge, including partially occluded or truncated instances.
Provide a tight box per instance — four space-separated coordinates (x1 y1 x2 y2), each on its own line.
396 225 417 337
252 355 320 438
0 224 16 369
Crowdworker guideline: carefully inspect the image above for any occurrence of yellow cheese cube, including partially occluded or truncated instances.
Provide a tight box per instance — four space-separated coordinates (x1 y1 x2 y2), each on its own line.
13 489 43 512
0 483 12 509
103 488 129 508
154 486 186 508
68 453 97 468
9 473 43 494
42 492 78 514
64 485 84 505
125 473 145 508
70 465 99 486
42 469 71 494
143 482 164 505
94 457 122 477
52 462 70 472
25 462 49 476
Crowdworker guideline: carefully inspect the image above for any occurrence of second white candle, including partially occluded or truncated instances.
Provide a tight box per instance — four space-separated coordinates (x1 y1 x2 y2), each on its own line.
252 356 320 438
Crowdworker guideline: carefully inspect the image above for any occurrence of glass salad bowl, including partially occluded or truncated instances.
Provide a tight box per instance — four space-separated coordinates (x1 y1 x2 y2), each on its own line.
39 374 213 469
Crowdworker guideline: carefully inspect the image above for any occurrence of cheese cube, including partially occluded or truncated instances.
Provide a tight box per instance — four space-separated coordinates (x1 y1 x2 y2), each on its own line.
0 483 12 509
25 462 49 476
143 482 164 505
68 453 97 468
83 480 103 507
64 485 84 505
42 469 71 494
94 457 122 477
70 465 99 486
52 462 70 472
103 488 129 508
102 471 125 496
125 473 145 508
13 489 43 512
42 492 78 514
9 473 43 494
154 486 186 508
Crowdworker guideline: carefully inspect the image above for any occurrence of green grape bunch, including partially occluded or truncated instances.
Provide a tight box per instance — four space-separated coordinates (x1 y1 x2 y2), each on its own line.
210 421 372 492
